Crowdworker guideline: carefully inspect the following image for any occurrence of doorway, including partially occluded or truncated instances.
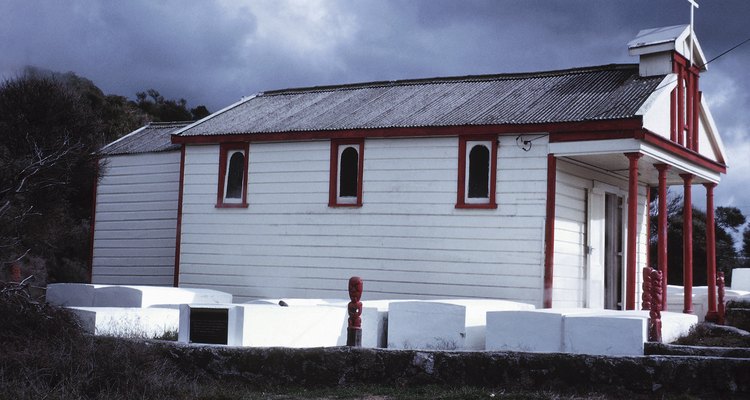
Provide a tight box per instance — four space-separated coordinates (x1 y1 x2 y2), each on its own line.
587 185 625 310
603 193 623 310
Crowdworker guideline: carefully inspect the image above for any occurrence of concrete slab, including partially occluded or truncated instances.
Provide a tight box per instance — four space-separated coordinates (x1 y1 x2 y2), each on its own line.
387 301 466 350
430 299 535 350
564 313 647 356
488 308 698 355
731 269 750 291
486 308 599 353
69 306 179 338
93 285 232 307
46 283 109 307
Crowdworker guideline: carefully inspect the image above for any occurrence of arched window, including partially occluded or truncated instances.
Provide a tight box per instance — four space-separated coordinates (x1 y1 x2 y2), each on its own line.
329 139 364 207
225 151 245 199
339 147 359 198
457 137 497 209
216 143 249 208
468 144 489 198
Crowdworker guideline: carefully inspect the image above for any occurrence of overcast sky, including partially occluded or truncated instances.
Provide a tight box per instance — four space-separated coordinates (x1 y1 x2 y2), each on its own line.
2 0 749 216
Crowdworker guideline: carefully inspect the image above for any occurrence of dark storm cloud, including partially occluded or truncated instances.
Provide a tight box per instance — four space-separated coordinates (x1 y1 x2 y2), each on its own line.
1 0 749 210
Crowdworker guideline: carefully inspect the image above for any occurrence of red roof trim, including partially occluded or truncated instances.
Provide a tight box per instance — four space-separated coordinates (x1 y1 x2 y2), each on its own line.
171 119 645 144
642 131 726 173
549 128 726 174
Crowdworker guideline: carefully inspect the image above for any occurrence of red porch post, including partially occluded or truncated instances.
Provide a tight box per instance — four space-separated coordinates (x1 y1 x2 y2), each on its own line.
543 154 557 308
704 182 719 322
655 164 670 310
625 152 642 310
681 173 694 314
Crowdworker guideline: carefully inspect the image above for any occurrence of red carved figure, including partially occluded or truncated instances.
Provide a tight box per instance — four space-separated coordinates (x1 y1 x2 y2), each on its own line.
717 272 726 325
641 267 652 310
346 276 363 346
648 269 662 342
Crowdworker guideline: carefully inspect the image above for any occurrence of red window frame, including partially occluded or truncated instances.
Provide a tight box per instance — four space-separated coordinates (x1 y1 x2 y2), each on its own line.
329 138 364 207
216 142 249 208
456 135 498 209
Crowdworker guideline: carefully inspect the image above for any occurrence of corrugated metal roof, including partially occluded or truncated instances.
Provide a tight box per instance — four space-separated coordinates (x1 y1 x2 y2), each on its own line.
178 64 664 137
101 122 189 155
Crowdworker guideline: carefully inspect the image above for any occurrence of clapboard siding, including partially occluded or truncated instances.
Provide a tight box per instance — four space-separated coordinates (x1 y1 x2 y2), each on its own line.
179 136 549 304
552 159 649 308
91 151 180 286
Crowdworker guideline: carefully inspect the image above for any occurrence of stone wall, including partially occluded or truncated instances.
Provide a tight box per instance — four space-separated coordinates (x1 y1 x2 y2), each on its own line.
161 343 750 397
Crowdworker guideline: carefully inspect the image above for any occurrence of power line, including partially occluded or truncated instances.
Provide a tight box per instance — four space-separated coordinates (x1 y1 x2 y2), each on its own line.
699 36 750 68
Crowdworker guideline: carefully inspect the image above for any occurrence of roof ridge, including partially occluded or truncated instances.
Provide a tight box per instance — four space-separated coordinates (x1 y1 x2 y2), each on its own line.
261 63 639 96
147 121 192 126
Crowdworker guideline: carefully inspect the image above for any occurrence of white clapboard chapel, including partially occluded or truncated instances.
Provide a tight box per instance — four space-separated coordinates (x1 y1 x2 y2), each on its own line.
90 25 727 316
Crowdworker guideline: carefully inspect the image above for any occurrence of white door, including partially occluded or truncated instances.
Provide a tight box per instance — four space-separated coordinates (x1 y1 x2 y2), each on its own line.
587 182 624 310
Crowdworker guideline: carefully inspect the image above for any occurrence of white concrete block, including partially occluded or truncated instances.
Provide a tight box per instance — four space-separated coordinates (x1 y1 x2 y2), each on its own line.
564 313 647 356
69 306 179 338
387 301 466 350
731 269 750 291
429 299 535 350
486 308 599 353
660 311 699 343
46 283 109 307
178 303 385 348
93 285 232 307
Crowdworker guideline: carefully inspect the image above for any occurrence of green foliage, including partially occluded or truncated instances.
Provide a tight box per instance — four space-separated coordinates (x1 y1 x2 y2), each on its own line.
0 67 209 283
135 88 209 122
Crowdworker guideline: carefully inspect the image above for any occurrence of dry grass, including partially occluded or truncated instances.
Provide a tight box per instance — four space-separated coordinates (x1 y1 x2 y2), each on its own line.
673 322 750 348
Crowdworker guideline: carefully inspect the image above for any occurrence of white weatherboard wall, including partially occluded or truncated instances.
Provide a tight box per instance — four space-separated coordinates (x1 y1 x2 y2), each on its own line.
552 160 649 308
92 152 181 286
179 136 548 304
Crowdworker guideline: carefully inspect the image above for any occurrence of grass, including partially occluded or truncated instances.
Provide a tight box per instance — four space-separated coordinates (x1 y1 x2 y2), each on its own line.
673 322 750 348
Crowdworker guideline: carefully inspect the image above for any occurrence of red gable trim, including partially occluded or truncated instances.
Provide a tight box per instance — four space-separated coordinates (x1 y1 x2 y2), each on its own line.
642 131 726 174
549 129 726 174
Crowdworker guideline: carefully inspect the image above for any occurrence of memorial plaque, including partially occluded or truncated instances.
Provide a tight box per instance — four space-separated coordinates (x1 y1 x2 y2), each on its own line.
189 308 229 345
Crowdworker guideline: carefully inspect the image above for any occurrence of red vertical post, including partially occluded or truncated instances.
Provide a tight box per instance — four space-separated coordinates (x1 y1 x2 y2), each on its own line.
173 145 186 287
625 152 642 310
685 70 694 150
543 154 557 308
693 78 701 153
669 88 677 142
677 70 685 146
690 67 703 153
347 276 363 347
681 173 694 314
704 182 719 322
655 164 670 310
